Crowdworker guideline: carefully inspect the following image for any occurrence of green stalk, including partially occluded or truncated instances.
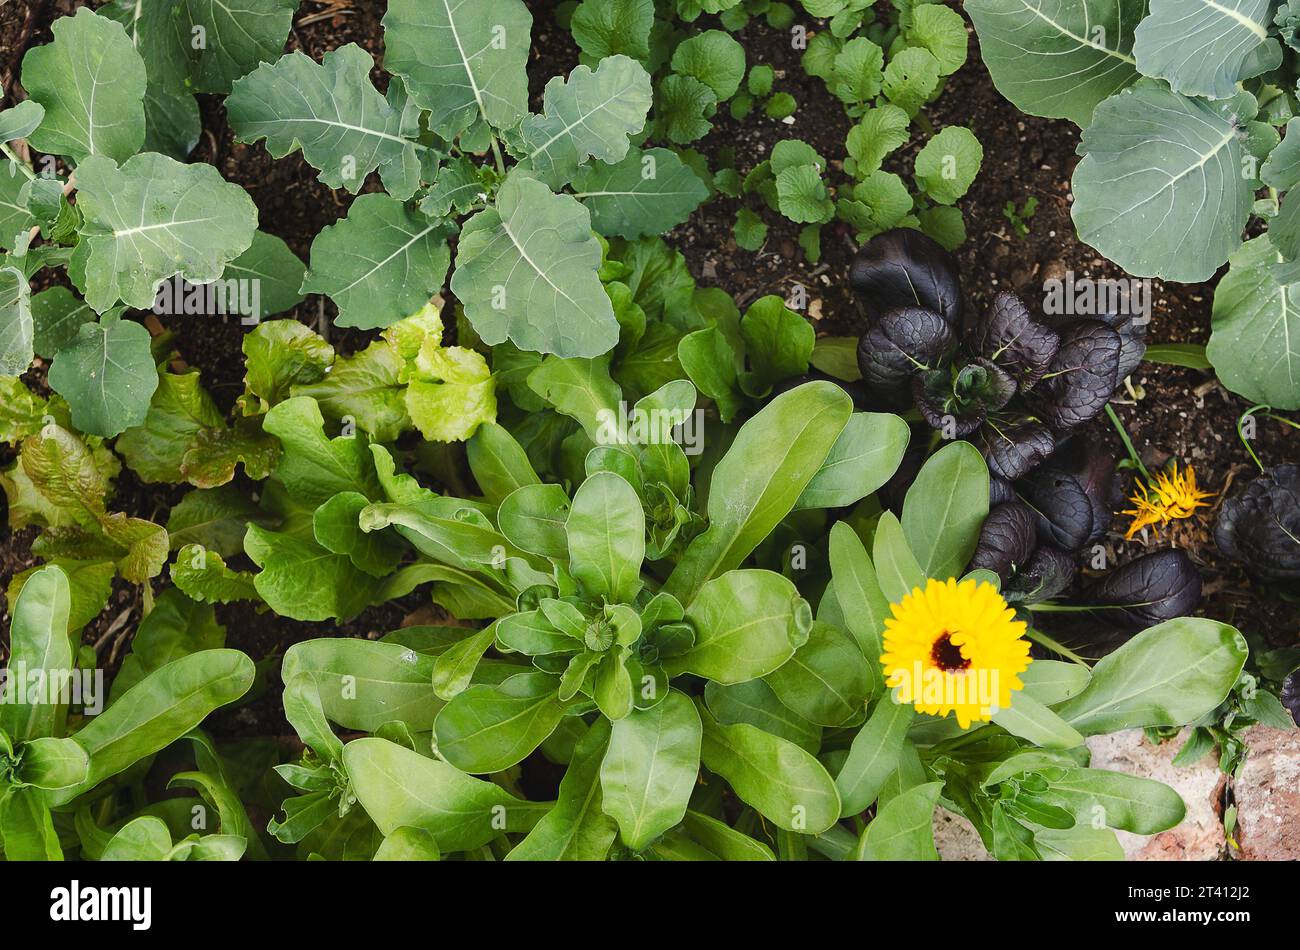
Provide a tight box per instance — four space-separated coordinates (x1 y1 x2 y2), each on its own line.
1024 626 1090 667
1104 403 1151 482
0 143 36 181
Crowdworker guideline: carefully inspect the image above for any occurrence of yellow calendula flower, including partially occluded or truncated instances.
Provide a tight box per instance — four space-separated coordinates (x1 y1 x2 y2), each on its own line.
880 577 1031 729
1123 463 1215 541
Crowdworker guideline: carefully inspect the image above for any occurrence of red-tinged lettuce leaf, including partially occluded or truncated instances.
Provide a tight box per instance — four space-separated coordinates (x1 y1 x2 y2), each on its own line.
1082 549 1202 631
1214 464 1300 587
856 306 954 389
849 228 963 325
979 421 1055 482
968 291 1059 388
968 501 1037 582
1034 320 1121 430
1016 438 1116 553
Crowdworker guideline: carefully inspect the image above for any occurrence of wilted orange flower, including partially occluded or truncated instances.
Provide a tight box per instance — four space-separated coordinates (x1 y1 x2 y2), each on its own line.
1123 463 1215 540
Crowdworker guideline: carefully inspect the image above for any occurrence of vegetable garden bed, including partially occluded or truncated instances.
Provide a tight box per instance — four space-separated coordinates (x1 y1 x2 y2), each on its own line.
0 0 1296 864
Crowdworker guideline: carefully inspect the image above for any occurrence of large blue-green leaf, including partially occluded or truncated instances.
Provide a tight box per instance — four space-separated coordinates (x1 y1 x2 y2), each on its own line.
301 193 450 330
1072 83 1259 282
382 0 532 138
1134 0 1274 100
966 0 1144 127
452 174 617 358
1207 235 1300 409
229 45 425 195
20 8 145 162
70 152 258 312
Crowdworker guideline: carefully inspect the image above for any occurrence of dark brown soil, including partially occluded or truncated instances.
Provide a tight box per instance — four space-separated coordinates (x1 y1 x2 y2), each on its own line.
1 0 1297 735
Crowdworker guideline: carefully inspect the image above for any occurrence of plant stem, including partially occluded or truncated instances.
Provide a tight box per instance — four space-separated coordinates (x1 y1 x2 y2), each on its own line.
1238 404 1269 472
0 142 36 181
1025 603 1098 613
489 133 506 177
1104 403 1151 482
1025 626 1090 667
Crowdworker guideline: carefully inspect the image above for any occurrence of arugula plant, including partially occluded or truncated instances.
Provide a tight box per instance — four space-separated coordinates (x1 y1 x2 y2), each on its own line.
967 0 1300 408
0 566 255 860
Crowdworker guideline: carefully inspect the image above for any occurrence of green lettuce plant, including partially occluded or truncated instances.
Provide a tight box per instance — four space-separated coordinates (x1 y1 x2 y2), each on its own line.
0 566 254 860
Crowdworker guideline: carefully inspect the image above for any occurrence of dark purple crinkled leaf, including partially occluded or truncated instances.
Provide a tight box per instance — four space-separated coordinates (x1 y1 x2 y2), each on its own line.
1083 549 1202 631
979 421 1055 482
914 369 984 437
1041 304 1147 380
1097 310 1147 380
856 306 955 388
969 291 1060 389
1003 545 1076 605
1214 464 1300 587
1035 320 1121 430
1016 438 1115 553
1282 671 1300 727
957 358 1016 411
849 229 963 325
989 476 1017 506
969 502 1038 582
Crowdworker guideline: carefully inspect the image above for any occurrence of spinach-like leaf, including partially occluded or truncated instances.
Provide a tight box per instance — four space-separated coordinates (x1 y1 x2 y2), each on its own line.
50 649 254 806
698 703 840 833
600 689 701 851
665 381 851 605
1056 617 1247 735
344 737 543 852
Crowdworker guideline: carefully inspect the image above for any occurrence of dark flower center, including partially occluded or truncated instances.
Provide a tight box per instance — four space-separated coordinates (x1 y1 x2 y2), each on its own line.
931 632 970 672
